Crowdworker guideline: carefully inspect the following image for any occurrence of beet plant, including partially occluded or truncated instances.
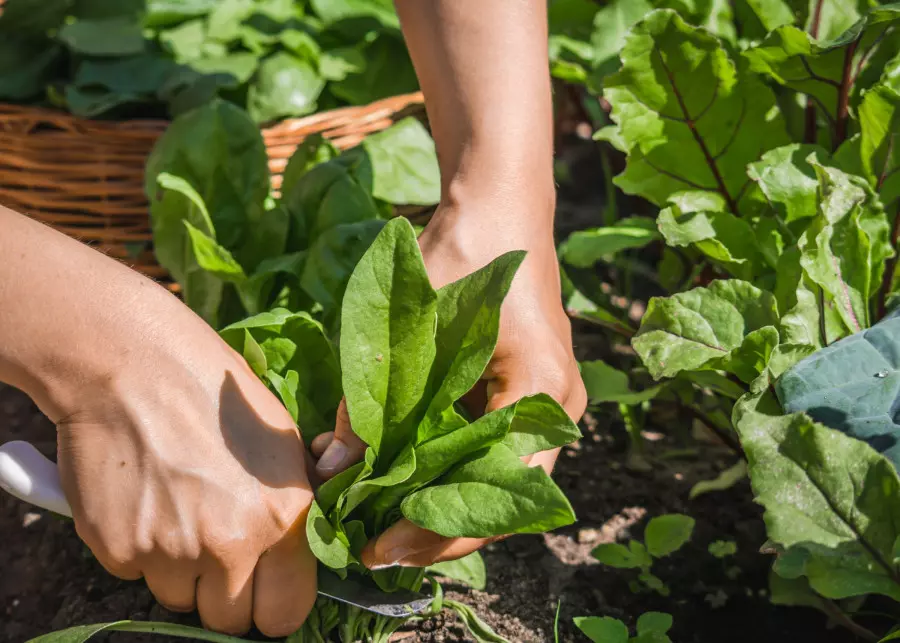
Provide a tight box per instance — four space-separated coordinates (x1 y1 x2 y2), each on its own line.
567 2 900 637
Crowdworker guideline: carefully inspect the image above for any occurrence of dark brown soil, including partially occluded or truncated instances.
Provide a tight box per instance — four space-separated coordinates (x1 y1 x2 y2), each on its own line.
0 381 855 643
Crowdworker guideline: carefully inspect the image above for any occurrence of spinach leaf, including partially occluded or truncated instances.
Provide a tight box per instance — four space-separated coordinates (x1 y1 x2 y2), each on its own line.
340 217 437 462
418 250 525 441
146 99 269 250
248 51 325 123
400 443 576 538
427 552 487 590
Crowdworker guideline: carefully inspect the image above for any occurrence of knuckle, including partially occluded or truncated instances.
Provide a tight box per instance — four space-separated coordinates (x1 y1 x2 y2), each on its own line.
264 487 313 536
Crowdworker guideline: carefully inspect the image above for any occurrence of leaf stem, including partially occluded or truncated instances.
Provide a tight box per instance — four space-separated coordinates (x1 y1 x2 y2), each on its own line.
804 0 825 144
654 48 739 215
679 403 744 457
106 622 256 643
834 41 859 151
820 599 880 642
878 202 900 320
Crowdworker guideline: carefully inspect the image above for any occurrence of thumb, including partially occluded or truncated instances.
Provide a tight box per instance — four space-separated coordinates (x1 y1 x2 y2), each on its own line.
315 398 367 480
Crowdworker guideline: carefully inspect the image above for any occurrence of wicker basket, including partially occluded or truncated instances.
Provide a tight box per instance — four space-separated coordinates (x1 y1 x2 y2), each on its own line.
0 93 426 281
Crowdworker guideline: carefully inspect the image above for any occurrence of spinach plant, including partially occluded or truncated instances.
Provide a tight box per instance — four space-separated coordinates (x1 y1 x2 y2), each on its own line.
217 216 581 642
144 97 439 331
592 513 694 597
0 0 417 121
576 2 900 638
27 177 579 643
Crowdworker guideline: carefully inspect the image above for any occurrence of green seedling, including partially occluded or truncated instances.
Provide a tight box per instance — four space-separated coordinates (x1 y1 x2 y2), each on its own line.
592 514 694 596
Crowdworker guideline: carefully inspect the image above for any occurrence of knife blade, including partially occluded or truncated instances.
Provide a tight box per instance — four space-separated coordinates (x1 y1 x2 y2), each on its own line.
0 440 432 617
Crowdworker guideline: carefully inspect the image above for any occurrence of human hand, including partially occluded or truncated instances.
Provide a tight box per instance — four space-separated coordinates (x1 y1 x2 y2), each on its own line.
54 290 317 636
312 188 587 568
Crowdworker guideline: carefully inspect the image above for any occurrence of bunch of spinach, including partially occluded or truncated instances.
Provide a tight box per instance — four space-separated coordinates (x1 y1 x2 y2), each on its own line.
568 2 900 637
224 216 581 641
0 0 417 121
144 97 439 332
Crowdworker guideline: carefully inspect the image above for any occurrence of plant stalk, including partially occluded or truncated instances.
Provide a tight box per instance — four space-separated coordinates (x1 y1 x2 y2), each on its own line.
804 0 826 144
878 202 900 319
834 41 859 151
820 599 880 643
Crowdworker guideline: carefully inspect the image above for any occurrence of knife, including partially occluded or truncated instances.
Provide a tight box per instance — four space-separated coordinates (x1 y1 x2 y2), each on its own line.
0 440 432 618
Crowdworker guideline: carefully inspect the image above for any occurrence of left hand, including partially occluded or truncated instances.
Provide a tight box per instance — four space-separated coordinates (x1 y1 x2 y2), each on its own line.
311 190 587 569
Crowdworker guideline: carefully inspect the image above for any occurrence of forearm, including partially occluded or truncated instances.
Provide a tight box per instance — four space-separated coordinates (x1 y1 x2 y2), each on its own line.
395 0 555 230
0 207 180 420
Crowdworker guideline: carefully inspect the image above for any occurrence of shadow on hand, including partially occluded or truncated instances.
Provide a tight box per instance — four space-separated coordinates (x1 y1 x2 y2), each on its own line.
218 371 309 489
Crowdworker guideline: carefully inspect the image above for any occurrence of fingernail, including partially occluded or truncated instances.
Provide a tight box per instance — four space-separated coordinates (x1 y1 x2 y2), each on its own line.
378 545 416 568
316 440 349 475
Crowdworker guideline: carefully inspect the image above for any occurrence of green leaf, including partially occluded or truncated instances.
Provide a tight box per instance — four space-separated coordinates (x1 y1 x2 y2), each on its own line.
636 612 673 635
150 173 223 325
248 52 325 123
604 9 787 211
183 221 247 282
590 0 653 73
854 83 900 205
146 99 269 252
348 118 441 206
633 280 781 381
591 540 653 569
306 500 355 572
443 600 510 643
798 159 891 334
300 220 386 314
282 134 340 197
0 0 70 35
776 313 900 470
573 616 629 643
688 460 748 499
500 393 583 457
418 251 525 440
220 310 341 442
734 388 900 602
330 35 418 106
657 205 762 277
58 18 145 56
0 39 61 101
560 218 660 268
427 552 487 590
309 0 400 29
320 47 366 81
744 6 900 124
371 404 521 516
341 445 418 516
768 570 826 612
27 621 254 643
401 444 576 538
708 540 738 558
748 144 824 224
340 218 437 462
644 513 695 558
206 0 256 43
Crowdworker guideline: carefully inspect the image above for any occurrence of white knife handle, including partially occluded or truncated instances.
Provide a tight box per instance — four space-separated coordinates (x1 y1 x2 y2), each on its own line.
0 441 72 517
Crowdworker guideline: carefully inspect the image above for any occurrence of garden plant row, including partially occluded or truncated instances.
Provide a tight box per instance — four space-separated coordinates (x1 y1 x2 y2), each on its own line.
554 1 900 640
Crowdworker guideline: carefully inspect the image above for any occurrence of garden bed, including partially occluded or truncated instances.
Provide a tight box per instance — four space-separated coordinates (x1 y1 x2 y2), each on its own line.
0 375 846 643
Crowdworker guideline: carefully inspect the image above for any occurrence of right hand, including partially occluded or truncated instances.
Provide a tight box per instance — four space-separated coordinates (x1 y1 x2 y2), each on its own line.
53 291 317 637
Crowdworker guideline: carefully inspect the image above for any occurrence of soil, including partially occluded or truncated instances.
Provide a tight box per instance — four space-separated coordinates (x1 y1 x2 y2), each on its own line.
0 378 853 643
0 136 860 643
